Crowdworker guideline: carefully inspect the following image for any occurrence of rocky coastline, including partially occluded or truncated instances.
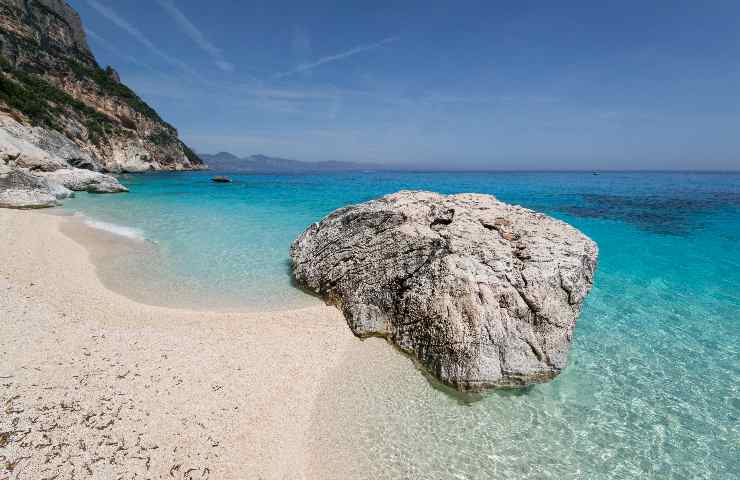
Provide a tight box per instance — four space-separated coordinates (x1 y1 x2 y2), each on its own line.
0 113 127 208
0 0 208 208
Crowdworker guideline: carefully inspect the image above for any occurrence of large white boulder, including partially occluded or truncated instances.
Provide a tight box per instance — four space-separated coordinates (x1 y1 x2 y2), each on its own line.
0 169 59 209
291 191 599 391
39 168 128 193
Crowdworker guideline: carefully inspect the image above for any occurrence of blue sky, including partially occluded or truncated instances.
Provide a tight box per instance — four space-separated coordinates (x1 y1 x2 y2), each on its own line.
69 0 740 169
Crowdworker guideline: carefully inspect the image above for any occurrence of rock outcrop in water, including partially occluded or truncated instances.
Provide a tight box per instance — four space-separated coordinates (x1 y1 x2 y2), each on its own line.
290 191 598 391
0 0 204 172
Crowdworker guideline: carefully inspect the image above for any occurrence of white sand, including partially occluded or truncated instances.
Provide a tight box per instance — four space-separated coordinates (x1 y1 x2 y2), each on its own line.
0 208 401 479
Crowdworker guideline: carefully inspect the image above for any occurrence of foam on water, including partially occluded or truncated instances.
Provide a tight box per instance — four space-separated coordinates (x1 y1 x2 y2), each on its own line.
62 171 740 477
79 214 148 242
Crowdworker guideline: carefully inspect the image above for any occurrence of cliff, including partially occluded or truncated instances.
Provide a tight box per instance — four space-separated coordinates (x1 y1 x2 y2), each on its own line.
0 0 204 172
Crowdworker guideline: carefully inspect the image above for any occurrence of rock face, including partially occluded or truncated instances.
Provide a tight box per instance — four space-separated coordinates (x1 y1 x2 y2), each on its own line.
290 191 599 391
0 167 58 208
0 0 205 172
0 114 95 170
39 168 128 193
0 113 126 207
0 0 189 208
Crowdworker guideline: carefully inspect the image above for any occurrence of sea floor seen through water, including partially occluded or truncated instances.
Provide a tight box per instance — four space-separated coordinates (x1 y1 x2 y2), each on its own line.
62 171 739 479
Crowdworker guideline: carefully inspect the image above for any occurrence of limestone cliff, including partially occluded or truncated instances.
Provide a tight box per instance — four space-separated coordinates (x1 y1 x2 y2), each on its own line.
0 0 205 172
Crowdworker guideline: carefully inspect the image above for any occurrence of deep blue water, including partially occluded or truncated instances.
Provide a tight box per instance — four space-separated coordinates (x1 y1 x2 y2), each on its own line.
63 171 739 478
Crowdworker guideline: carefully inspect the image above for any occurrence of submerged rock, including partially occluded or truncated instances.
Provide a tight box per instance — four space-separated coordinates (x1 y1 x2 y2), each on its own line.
290 191 598 391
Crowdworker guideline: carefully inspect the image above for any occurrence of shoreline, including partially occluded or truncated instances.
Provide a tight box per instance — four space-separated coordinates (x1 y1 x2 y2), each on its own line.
54 208 320 313
0 208 398 478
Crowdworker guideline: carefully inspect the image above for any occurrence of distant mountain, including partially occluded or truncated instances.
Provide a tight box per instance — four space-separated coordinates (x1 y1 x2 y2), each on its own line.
201 152 241 168
199 152 382 173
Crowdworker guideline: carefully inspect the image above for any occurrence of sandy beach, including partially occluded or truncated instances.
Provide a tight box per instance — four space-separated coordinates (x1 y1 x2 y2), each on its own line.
2 0 738 476
0 208 399 479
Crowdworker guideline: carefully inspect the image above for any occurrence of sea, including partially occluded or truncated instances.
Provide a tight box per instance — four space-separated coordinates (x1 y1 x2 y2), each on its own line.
63 171 739 479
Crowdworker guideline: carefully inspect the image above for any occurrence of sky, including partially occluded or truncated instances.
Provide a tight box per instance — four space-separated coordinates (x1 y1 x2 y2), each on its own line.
68 0 740 170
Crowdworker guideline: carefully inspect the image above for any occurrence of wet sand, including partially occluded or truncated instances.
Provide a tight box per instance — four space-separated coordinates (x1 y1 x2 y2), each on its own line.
0 208 403 479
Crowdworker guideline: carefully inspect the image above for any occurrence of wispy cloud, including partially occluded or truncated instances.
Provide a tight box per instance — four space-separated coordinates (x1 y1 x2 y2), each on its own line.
155 0 234 72
85 0 195 75
85 29 152 69
274 36 399 79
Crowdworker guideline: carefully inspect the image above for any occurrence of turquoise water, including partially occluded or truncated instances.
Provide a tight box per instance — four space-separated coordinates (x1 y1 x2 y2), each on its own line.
63 171 739 478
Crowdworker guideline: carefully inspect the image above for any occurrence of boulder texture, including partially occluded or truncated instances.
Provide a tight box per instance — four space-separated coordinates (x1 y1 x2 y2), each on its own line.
39 168 127 193
290 191 599 391
0 167 58 208
0 114 94 171
0 113 127 208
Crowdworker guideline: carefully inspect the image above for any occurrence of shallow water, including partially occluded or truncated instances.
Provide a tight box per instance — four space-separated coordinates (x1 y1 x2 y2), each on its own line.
64 171 739 477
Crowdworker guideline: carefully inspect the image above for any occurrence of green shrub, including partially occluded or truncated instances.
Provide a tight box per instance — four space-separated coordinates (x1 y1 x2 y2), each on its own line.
181 142 201 164
0 55 116 145
66 59 167 124
146 130 174 146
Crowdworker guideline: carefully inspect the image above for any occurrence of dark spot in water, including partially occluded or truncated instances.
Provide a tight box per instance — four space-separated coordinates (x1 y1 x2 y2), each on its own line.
555 192 740 236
